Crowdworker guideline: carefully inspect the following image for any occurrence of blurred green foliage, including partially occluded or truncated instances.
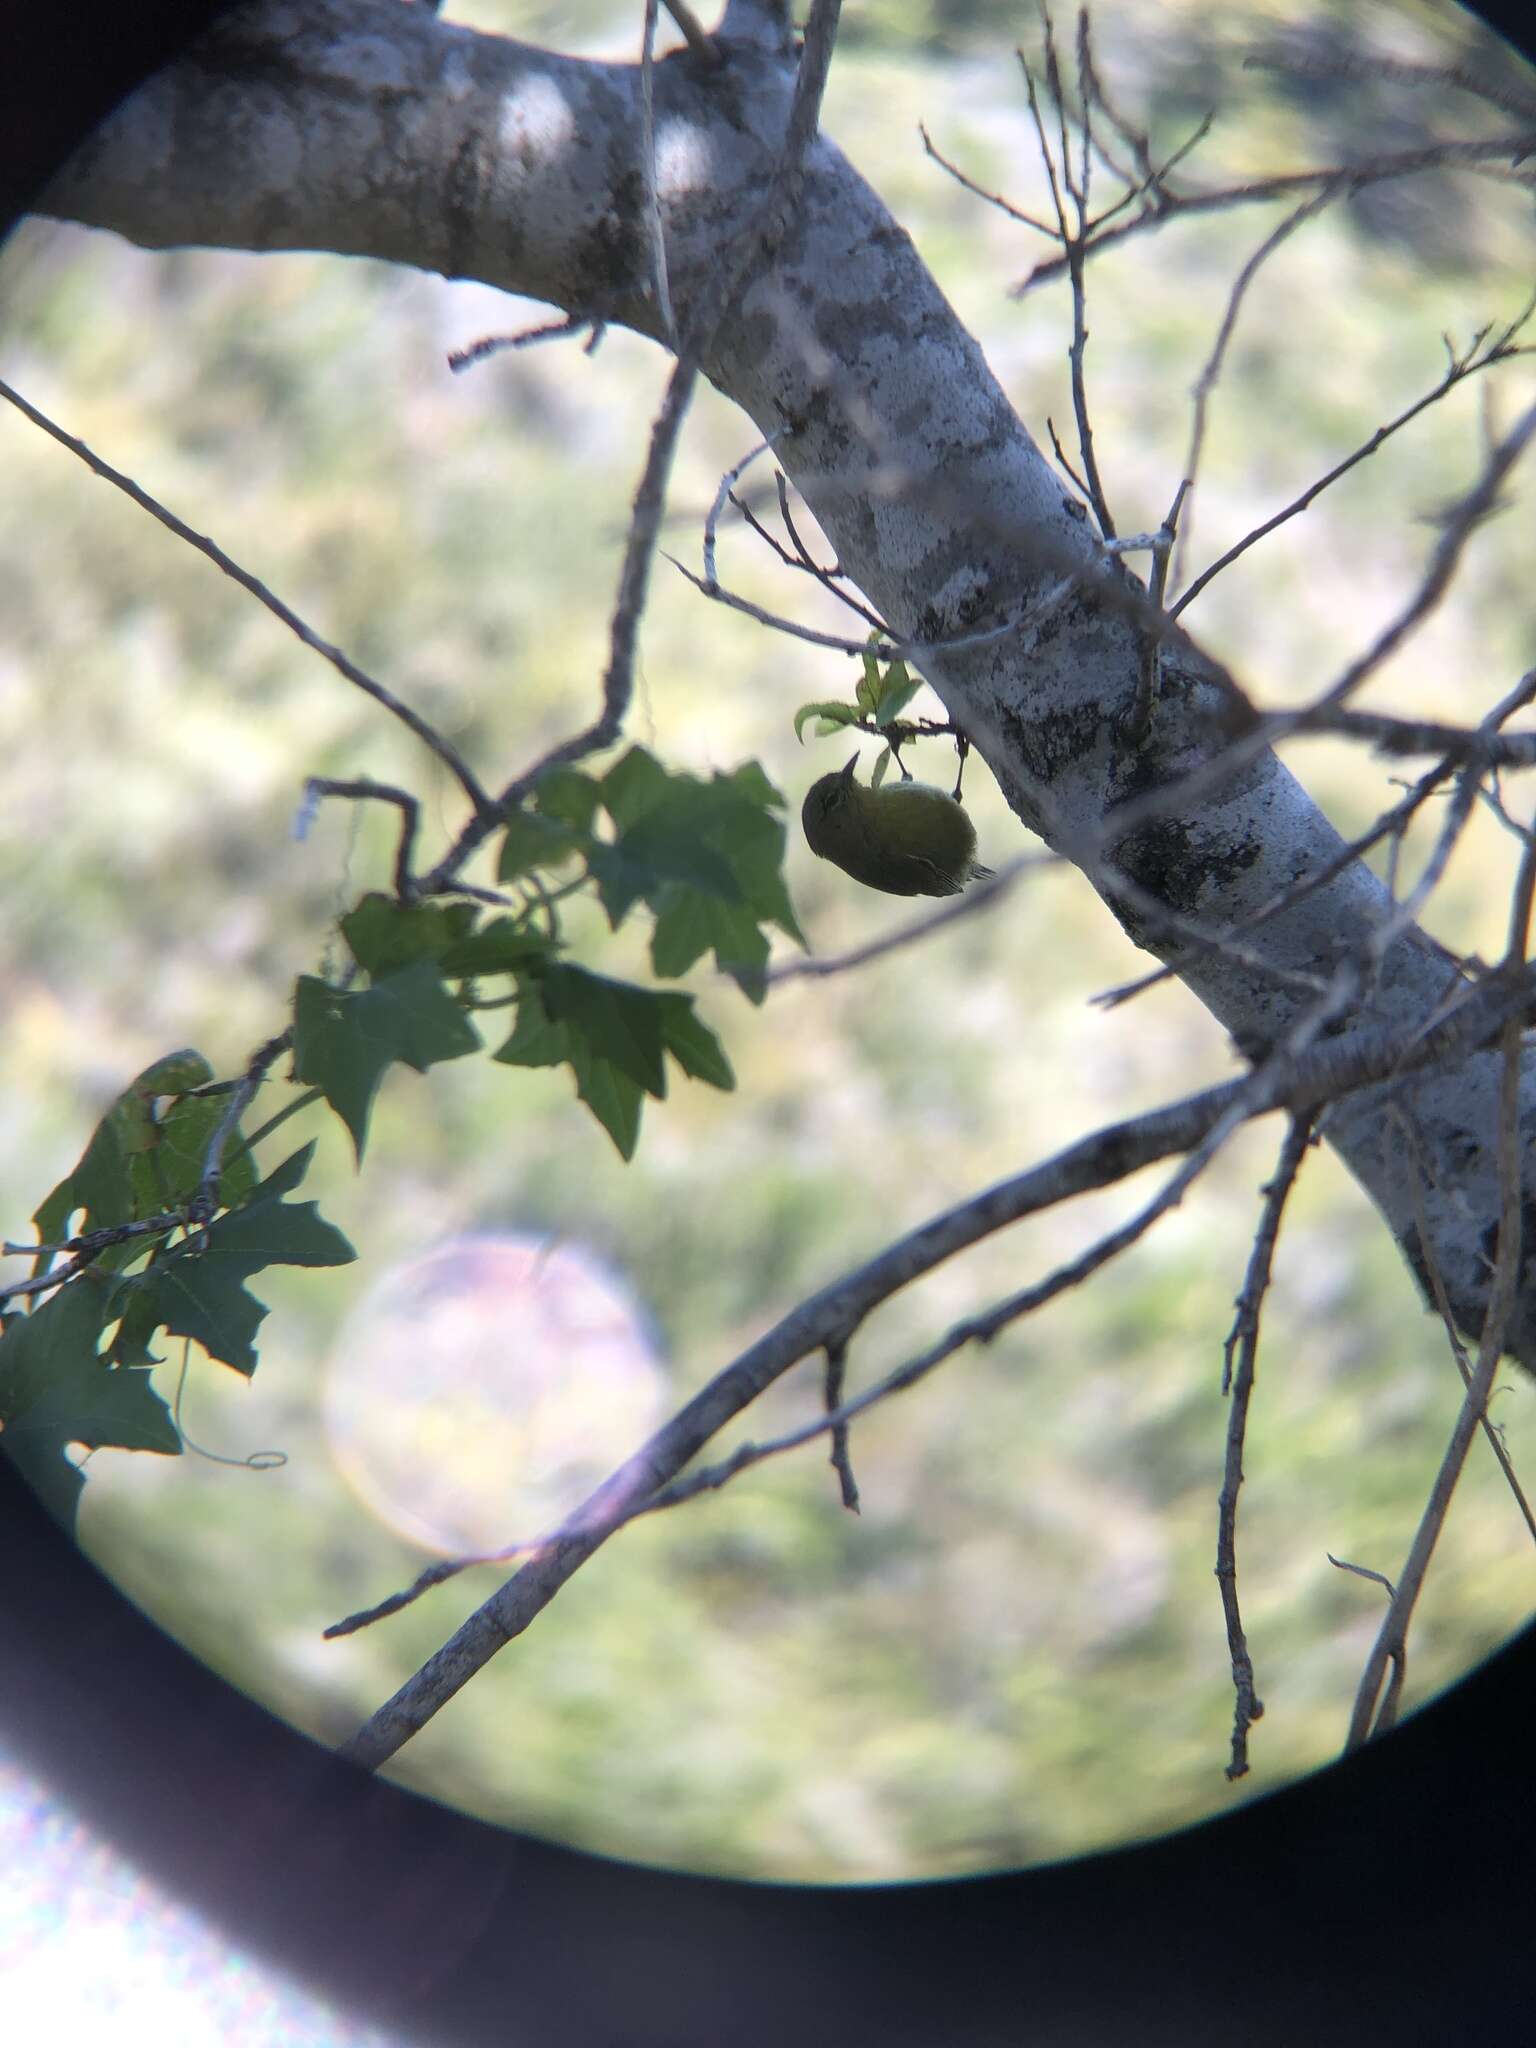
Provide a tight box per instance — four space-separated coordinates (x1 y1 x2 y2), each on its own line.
0 0 1533 1884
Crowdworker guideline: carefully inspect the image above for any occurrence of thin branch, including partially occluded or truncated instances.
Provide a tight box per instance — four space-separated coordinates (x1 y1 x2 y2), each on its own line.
418 349 703 895
1342 832 1536 1751
823 1337 859 1512
1169 184 1343 599
1216 1112 1317 1780
781 0 844 169
774 471 831 577
0 377 494 817
1018 38 1115 537
1394 1108 1536 1546
0 1214 187 1305
661 0 723 69
303 778 420 897
191 1030 293 1224
1174 295 1536 617
448 310 606 372
766 856 1039 984
703 434 781 586
639 0 677 347
1302 398 1536 723
1294 705 1536 767
1015 131 1536 291
1343 1016 1526 1751
723 474 889 634
1045 415 1092 499
919 121 1056 234
1081 408 1536 862
669 551 893 656
667 958 1536 1542
1244 46 1536 129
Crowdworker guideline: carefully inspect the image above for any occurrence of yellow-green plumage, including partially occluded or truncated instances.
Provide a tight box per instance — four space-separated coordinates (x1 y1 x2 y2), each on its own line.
801 757 993 897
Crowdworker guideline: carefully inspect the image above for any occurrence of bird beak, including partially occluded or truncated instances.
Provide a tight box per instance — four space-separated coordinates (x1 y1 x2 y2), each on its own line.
839 756 859 784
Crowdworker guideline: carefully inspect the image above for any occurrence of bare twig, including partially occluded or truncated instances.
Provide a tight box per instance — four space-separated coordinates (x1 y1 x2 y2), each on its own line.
0 377 493 816
0 1213 188 1304
639 0 677 347
1018 37 1116 537
661 0 723 67
824 1336 860 1512
1393 1107 1536 1545
1015 132 1536 292
704 435 781 586
919 121 1056 236
724 475 890 633
1244 46 1536 129
448 311 606 371
1216 1112 1317 1780
1304 398 1536 724
1297 704 1536 766
1342 832 1536 1751
192 1030 293 1224
1081 405 1536 860
1169 185 1344 597
1173 296 1536 618
303 778 421 898
766 857 1039 984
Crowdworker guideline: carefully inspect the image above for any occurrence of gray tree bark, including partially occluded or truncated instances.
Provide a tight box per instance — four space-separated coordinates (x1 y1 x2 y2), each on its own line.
38 0 1536 1363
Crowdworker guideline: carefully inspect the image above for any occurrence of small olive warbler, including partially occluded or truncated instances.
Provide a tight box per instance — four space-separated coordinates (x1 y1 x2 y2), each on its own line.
801 757 992 897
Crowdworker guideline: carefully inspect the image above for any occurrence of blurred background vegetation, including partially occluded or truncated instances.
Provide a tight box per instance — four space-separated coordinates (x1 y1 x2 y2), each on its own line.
1 0 1533 1883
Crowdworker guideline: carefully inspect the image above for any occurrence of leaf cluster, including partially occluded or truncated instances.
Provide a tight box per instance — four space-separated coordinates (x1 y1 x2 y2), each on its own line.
490 745 799 1153
793 637 942 786
2 746 798 1521
2 1052 352 1529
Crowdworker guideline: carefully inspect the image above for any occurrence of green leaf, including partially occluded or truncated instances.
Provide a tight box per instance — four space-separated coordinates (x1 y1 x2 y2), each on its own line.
589 747 803 958
535 766 603 832
494 968 729 1156
110 1285 168 1369
567 1049 644 1160
112 1144 354 1377
857 647 881 714
651 891 773 998
126 1093 258 1218
655 994 735 1090
33 1114 133 1258
601 745 675 829
794 700 860 742
341 894 478 978
134 1050 216 1096
542 964 668 1097
495 975 645 1156
588 822 740 925
497 808 584 882
872 662 924 727
493 978 571 1069
293 962 480 1161
725 761 787 811
0 1281 179 1532
31 1048 240 1273
439 917 551 979
871 745 894 789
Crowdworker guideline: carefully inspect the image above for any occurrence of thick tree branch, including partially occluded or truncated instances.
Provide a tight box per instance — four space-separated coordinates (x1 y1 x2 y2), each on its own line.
37 0 1536 1376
